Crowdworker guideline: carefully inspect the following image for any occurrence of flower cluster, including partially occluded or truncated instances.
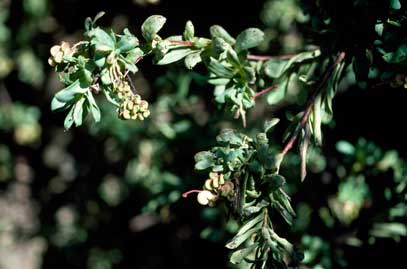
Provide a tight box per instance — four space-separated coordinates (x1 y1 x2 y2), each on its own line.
192 172 234 206
48 42 74 67
114 81 150 121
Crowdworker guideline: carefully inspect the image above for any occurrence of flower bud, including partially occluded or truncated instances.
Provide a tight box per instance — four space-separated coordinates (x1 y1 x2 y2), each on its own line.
197 190 217 206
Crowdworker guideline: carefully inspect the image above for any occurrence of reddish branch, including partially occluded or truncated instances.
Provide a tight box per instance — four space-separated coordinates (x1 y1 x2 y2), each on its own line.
170 40 195 46
281 51 346 156
253 85 279 99
182 189 202 198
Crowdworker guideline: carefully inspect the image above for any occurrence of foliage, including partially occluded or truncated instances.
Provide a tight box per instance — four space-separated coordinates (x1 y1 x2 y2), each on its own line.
0 0 406 268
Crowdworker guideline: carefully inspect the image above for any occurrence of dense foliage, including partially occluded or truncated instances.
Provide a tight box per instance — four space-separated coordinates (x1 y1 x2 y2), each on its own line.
0 0 406 269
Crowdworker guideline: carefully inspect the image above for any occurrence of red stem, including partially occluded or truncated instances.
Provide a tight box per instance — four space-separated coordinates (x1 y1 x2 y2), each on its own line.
182 189 202 198
170 40 195 46
253 85 279 99
281 51 346 156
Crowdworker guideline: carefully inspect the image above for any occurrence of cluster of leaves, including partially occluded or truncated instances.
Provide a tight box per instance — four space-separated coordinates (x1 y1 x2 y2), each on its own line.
46 1 407 268
335 138 406 240
192 125 303 268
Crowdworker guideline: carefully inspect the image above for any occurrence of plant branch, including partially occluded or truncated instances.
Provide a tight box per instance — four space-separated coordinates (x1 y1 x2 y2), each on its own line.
281 51 346 157
253 85 279 100
170 40 195 46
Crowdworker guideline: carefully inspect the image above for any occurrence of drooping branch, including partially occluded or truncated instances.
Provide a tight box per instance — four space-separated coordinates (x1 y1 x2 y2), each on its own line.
281 51 346 157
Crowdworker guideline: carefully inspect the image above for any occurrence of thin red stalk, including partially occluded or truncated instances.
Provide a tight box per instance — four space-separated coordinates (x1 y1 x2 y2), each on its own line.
170 40 195 46
281 51 346 156
253 85 279 99
182 189 201 198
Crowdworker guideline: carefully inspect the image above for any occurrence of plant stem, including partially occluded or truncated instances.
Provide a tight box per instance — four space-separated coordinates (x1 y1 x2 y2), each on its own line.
182 189 202 198
170 40 195 46
253 85 279 99
281 51 346 157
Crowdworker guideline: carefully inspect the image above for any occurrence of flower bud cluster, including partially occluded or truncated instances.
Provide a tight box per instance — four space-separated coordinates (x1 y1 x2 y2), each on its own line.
116 81 150 121
197 172 234 206
48 42 74 67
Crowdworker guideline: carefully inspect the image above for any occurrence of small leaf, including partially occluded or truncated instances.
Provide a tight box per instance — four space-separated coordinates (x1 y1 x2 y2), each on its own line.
64 105 75 130
194 151 215 170
55 80 88 103
390 0 401 9
226 226 259 249
183 20 194 41
90 27 115 52
230 244 257 264
51 97 69 112
210 25 236 45
184 52 202 69
235 28 264 53
86 91 101 122
156 48 194 65
264 118 280 133
235 213 264 237
117 29 139 52
141 15 167 42
73 97 86 126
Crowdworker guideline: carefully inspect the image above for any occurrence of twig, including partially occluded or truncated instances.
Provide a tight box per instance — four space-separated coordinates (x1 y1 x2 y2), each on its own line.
253 85 279 100
170 40 195 46
281 51 346 157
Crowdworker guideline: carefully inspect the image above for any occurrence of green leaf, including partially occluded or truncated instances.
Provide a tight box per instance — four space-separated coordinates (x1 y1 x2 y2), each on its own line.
208 57 234 78
263 50 321 79
216 129 245 146
183 20 194 41
235 28 264 53
156 48 194 65
264 118 280 133
210 25 236 45
141 15 167 42
267 81 286 105
64 105 75 130
85 11 105 32
226 226 259 249
51 97 69 112
55 80 88 103
117 29 139 52
73 97 86 126
230 244 257 264
194 151 215 170
90 27 115 52
390 0 401 9
86 91 101 122
236 213 264 237
184 52 202 69
94 51 107 68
